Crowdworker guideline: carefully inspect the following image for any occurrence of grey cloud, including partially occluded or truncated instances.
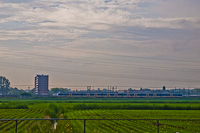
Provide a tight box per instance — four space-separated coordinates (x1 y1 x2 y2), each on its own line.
1 0 35 3
144 0 200 18
0 15 11 19
0 0 200 58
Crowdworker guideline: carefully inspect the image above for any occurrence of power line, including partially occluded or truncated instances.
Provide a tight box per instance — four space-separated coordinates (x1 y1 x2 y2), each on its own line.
1 61 200 83
65 48 200 63
1 50 200 73
1 42 200 63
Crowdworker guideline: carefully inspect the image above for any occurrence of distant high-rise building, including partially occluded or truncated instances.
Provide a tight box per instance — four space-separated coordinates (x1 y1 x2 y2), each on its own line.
163 86 166 91
35 74 49 95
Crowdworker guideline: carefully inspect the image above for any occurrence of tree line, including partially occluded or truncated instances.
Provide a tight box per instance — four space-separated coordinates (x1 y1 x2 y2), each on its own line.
0 76 32 96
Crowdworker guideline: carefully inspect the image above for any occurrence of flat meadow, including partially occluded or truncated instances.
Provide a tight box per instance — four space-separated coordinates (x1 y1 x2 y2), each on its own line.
0 97 200 132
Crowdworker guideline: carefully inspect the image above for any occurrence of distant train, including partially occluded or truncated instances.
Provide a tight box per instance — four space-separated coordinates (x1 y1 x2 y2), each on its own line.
57 93 183 98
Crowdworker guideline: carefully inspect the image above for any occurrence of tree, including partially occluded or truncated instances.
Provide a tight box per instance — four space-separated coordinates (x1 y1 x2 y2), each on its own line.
20 92 32 97
10 87 21 95
50 88 69 94
0 76 10 88
0 76 10 95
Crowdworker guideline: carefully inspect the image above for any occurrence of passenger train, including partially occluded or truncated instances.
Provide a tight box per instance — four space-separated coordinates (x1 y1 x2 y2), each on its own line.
57 93 183 97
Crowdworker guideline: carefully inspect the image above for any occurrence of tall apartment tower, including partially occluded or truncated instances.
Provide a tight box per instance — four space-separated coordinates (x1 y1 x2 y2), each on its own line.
35 74 49 95
163 86 166 91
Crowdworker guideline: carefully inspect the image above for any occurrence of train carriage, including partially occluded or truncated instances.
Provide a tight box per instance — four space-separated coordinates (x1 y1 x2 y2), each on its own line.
57 92 183 98
117 93 127 97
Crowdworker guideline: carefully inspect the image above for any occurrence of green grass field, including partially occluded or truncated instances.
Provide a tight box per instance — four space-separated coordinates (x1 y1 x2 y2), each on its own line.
0 98 200 133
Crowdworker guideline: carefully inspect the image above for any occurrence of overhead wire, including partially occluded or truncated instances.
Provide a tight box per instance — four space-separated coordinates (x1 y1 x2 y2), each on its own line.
1 61 200 83
1 41 200 63
1 49 200 73
1 42 200 86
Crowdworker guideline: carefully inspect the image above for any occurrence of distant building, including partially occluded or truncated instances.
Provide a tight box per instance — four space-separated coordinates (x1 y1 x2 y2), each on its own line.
35 74 49 95
163 86 166 91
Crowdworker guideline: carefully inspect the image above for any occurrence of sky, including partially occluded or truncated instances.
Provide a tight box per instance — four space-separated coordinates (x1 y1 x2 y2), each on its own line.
0 0 200 90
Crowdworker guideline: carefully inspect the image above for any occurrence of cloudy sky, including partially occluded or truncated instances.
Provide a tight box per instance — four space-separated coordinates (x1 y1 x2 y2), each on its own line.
0 0 200 90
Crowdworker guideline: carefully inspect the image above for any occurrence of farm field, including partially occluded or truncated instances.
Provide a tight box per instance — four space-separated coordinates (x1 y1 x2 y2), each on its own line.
65 110 200 133
0 98 200 132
